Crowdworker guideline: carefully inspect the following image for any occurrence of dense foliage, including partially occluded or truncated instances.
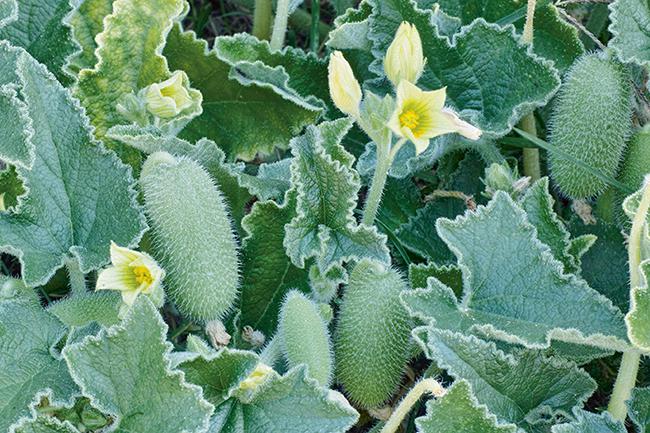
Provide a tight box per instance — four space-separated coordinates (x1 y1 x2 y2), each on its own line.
0 0 649 432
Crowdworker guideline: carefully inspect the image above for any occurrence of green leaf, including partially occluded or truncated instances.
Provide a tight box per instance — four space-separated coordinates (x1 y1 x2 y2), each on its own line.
0 44 145 287
396 197 466 263
0 0 77 84
240 191 310 336
520 178 595 274
625 261 650 351
62 298 214 433
0 165 25 210
164 25 322 161
284 119 390 273
14 417 80 433
570 219 630 311
210 366 358 433
628 387 650 433
74 0 186 166
47 291 122 329
551 410 626 433
367 0 560 137
436 0 583 71
414 329 596 428
609 0 650 67
236 159 292 202
0 296 78 433
415 380 517 433
179 349 259 406
0 85 33 169
214 33 332 114
408 262 463 295
401 192 628 350
66 0 113 73
0 0 17 28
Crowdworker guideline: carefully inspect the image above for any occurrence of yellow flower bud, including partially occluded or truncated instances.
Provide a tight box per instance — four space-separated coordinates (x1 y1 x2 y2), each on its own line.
328 51 362 118
384 22 425 87
144 71 195 119
238 363 274 391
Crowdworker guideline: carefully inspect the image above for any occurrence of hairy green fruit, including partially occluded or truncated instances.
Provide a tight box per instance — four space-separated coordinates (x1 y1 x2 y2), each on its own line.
619 127 650 191
334 260 411 409
549 54 632 199
140 151 239 322
279 290 333 386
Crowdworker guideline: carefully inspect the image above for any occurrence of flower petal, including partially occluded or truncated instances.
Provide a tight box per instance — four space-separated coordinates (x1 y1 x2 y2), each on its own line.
110 241 139 267
429 108 482 140
120 287 142 306
96 265 138 292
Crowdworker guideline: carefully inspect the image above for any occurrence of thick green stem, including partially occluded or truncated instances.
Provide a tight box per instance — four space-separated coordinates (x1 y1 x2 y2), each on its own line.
362 138 405 226
607 178 650 420
252 0 273 40
65 258 86 295
309 0 320 52
270 0 290 50
380 378 446 433
519 0 541 182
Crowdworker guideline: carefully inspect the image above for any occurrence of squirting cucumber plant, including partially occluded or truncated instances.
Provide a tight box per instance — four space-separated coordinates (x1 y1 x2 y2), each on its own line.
1 0 650 432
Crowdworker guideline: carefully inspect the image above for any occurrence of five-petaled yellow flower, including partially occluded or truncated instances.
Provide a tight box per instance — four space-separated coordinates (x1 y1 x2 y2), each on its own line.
328 51 362 118
144 71 195 118
384 22 425 87
387 80 482 155
96 242 165 306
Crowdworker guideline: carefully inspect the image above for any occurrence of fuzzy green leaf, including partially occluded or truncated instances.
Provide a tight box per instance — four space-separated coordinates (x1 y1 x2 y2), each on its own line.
0 0 17 27
367 0 560 137
210 366 358 433
236 159 292 202
164 25 323 161
521 178 595 274
551 410 626 433
0 295 78 433
401 192 628 350
416 380 516 433
0 85 33 169
14 417 80 433
609 0 650 67
415 329 596 428
179 349 259 407
66 0 113 73
0 44 145 287
0 0 77 84
628 387 650 433
75 0 186 166
47 291 122 329
284 119 390 273
63 298 214 433
625 261 650 351
240 191 309 336
436 0 583 71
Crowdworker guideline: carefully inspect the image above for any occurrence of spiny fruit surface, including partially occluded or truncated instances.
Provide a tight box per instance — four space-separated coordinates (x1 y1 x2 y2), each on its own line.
140 151 239 322
619 127 650 192
279 290 333 386
334 259 411 409
549 54 632 199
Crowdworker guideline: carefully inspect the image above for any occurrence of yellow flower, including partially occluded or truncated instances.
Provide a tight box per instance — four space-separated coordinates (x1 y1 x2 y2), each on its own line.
387 80 482 155
96 242 165 306
384 22 425 87
144 71 194 118
328 51 362 118
239 363 274 391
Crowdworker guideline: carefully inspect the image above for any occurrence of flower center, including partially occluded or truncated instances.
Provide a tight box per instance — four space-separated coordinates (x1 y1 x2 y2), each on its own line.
399 109 420 131
133 266 153 286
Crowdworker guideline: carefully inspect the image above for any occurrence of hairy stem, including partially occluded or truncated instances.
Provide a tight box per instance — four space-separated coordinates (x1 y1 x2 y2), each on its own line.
252 0 273 40
260 335 282 366
380 378 446 433
362 138 405 226
309 0 320 52
65 258 87 295
270 0 290 50
519 0 542 181
607 178 650 421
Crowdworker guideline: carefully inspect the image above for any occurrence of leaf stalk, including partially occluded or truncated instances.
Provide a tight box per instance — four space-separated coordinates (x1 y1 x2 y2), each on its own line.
379 378 446 433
